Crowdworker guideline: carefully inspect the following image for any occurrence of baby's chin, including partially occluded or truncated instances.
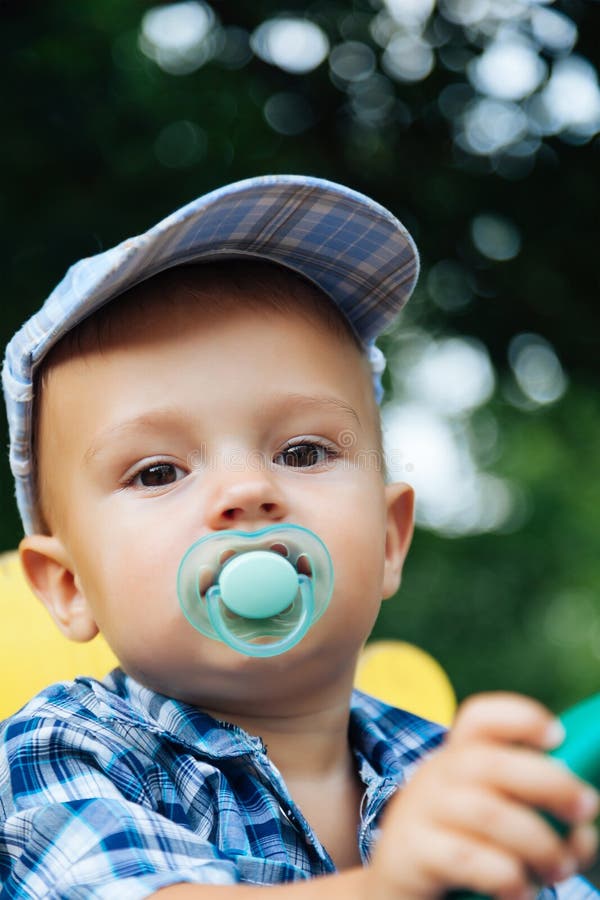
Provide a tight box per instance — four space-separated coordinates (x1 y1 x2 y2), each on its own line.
117 629 356 716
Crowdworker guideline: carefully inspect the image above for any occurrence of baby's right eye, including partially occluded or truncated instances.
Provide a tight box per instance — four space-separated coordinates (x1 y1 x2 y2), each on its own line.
129 462 186 489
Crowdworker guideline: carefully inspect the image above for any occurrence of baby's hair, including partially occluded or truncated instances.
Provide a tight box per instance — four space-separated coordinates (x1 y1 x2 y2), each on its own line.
50 260 364 354
33 259 385 533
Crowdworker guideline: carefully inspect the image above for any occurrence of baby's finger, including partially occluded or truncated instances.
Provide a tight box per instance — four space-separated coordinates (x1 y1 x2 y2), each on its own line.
567 823 599 873
436 785 582 885
415 825 531 900
447 744 599 826
451 693 564 750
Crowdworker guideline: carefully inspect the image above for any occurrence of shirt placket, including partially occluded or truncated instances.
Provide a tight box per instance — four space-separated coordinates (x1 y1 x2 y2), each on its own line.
248 746 337 875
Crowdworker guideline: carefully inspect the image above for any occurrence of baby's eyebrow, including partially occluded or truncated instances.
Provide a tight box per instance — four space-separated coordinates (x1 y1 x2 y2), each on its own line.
83 407 188 465
273 393 361 426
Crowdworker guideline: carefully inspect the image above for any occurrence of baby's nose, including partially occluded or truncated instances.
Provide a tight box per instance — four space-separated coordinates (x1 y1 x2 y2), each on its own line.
205 472 287 529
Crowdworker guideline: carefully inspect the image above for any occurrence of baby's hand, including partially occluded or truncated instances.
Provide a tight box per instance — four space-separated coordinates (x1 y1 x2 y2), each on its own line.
367 693 599 900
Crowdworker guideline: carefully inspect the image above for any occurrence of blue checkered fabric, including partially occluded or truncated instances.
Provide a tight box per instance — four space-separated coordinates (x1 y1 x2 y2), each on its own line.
558 880 600 899
0 671 443 897
1 174 419 535
0 671 594 899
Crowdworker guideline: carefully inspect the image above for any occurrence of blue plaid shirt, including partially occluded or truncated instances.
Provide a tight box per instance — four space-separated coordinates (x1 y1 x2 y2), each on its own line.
0 670 596 898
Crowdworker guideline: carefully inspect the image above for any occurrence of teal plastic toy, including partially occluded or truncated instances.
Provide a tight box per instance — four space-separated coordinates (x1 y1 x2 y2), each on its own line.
177 524 334 658
449 693 600 899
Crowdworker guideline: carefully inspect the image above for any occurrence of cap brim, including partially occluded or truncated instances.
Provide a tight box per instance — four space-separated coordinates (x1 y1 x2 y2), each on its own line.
28 174 418 372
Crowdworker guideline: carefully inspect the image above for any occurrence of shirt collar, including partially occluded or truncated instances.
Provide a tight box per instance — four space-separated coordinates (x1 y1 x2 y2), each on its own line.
76 670 445 774
349 688 446 783
78 669 266 759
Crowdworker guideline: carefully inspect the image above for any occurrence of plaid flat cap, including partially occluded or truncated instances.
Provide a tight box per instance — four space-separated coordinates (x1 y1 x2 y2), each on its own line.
2 174 419 534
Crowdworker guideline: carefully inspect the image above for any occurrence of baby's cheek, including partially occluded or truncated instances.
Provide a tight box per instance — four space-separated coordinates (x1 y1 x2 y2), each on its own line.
329 526 387 609
350 545 386 596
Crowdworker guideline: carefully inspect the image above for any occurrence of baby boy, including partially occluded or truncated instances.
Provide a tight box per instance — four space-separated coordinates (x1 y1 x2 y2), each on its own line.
0 176 597 899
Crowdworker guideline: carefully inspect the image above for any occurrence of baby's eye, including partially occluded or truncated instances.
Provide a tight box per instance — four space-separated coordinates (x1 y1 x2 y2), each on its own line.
273 442 336 469
131 462 186 488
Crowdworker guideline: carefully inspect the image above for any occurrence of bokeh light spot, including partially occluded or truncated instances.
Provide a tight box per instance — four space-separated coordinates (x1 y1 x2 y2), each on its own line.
140 2 218 75
471 213 521 261
427 260 473 311
462 98 528 154
469 36 546 101
263 93 315 136
383 0 436 28
349 75 396 126
329 41 376 84
440 0 491 27
531 7 577 55
404 337 495 416
508 333 568 406
216 27 252 70
382 34 435 83
154 120 207 168
251 18 329 74
539 56 600 138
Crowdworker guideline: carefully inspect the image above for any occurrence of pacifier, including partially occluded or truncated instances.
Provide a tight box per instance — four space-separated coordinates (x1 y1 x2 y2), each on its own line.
177 525 334 657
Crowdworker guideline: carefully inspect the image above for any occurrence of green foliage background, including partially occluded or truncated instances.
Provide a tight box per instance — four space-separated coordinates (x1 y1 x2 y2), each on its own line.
1 0 599 711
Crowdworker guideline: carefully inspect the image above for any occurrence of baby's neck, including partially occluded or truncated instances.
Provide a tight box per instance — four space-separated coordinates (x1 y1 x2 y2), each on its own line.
204 683 354 779
203 667 354 783
286 743 364 870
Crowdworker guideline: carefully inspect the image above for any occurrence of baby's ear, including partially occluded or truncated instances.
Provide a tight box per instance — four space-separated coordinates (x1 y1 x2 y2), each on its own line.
19 535 99 643
381 482 415 599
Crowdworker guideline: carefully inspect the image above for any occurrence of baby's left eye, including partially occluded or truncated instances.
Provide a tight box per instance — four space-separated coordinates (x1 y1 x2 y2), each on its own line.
273 443 335 469
131 462 186 488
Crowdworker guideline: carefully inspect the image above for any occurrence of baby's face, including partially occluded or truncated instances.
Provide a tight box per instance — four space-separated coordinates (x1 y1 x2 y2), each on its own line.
32 292 412 712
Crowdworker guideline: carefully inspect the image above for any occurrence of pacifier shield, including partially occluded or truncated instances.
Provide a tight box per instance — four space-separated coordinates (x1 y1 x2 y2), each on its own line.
177 524 334 658
219 551 298 619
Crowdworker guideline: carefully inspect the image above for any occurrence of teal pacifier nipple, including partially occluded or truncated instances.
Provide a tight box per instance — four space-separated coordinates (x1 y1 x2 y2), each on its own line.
217 552 299 619
177 525 334 658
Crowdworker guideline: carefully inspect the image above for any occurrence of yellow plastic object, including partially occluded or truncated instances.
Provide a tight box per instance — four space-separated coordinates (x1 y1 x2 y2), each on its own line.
0 550 117 719
355 640 457 726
